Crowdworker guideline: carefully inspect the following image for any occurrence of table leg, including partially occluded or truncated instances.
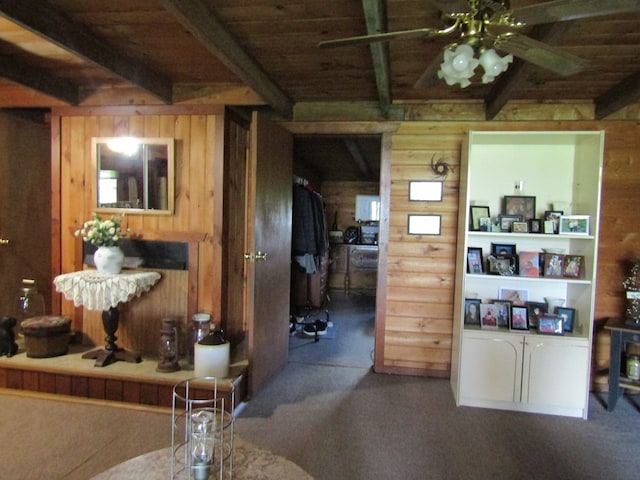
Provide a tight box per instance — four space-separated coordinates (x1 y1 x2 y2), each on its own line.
607 330 623 412
82 306 142 367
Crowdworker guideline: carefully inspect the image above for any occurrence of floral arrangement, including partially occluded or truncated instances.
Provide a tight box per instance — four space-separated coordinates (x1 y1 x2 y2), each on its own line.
623 260 640 323
74 213 128 247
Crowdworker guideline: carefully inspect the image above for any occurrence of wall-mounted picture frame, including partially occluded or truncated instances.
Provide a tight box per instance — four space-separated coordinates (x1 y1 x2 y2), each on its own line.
498 214 523 232
512 221 528 233
542 253 565 278
409 180 444 201
467 247 484 274
488 255 517 275
499 287 529 306
559 215 590 236
519 251 540 277
491 242 516 256
555 306 576 332
544 210 563 234
563 255 584 279
510 305 529 331
464 298 482 325
480 303 499 329
537 314 564 335
469 205 490 231
526 301 547 328
491 299 512 327
504 195 536 220
408 214 441 235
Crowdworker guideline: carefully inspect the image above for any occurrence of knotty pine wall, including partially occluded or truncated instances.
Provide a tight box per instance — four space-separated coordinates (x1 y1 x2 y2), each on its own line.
52 106 225 355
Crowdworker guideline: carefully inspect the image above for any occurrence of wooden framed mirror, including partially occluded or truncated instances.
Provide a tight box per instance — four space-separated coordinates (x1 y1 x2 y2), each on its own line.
92 137 174 215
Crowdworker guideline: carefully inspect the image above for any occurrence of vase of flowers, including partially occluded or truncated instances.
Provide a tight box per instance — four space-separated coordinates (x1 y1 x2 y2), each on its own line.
75 213 128 274
623 260 640 327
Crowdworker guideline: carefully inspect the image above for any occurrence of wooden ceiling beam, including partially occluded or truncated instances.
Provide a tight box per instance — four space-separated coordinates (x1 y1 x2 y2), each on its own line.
344 138 372 178
159 0 293 118
0 0 173 104
594 70 640 119
362 0 391 117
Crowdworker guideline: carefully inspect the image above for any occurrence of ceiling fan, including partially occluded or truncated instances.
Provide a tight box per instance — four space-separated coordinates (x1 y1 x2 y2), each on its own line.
319 0 640 88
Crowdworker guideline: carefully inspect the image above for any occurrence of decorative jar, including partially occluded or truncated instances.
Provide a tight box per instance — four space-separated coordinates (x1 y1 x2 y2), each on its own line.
94 246 125 274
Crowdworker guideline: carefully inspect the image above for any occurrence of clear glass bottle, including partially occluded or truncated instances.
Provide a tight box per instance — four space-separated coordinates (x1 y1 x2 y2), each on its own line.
627 354 640 381
187 313 211 368
15 279 46 351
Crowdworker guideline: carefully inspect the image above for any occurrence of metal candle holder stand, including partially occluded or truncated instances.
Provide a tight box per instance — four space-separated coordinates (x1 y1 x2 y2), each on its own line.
171 377 234 480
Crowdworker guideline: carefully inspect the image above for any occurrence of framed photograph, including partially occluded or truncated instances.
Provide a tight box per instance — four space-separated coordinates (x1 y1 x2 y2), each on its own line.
467 247 484 274
499 287 529 306
512 221 528 233
544 210 563 234
537 314 564 335
491 300 512 327
478 217 491 232
563 255 584 279
543 220 555 234
510 306 529 331
519 252 541 277
526 301 547 328
408 214 441 235
488 255 517 276
480 303 499 329
499 214 523 233
528 219 541 234
409 180 443 201
555 306 576 332
559 215 590 236
542 253 565 278
491 242 516 256
504 195 536 220
464 298 482 325
470 205 490 231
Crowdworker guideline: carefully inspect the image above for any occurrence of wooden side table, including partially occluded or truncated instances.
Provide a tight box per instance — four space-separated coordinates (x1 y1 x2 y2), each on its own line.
604 317 640 411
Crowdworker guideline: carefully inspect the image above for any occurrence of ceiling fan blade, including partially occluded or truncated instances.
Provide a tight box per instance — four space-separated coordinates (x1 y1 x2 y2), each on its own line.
504 0 640 26
319 27 442 48
495 33 589 76
414 50 445 88
429 0 472 14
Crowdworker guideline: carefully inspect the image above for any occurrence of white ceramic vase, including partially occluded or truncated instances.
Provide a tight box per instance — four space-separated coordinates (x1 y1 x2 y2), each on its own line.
94 246 125 274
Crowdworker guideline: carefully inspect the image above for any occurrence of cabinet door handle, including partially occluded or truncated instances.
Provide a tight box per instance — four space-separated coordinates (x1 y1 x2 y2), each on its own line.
0 238 9 245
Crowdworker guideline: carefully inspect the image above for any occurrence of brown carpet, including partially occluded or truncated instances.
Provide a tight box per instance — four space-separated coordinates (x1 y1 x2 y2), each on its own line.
0 389 172 480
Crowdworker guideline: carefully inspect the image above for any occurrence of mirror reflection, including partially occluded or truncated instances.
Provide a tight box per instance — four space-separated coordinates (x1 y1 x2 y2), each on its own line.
92 137 174 214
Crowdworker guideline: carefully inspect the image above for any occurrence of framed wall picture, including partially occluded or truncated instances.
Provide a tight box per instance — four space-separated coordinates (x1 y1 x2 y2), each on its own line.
555 306 576 332
510 305 529 331
480 303 499 329
519 251 540 277
408 214 441 235
504 195 536 220
542 253 565 278
563 255 584 279
469 205 490 231
559 215 590 235
464 298 482 325
498 214 523 232
526 301 547 328
467 247 484 274
537 314 564 335
409 180 443 201
499 287 529 306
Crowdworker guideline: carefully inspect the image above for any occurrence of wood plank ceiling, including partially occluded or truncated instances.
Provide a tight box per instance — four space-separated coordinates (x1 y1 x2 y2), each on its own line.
0 0 638 180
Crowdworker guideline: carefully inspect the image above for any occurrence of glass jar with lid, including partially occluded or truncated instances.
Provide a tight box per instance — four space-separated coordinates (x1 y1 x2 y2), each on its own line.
15 279 46 351
187 313 211 367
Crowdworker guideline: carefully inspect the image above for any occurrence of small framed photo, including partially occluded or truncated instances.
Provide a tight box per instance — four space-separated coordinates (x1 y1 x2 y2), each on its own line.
470 205 490 231
544 210 563 234
464 298 482 325
504 195 536 220
499 287 529 306
499 214 523 233
510 306 529 331
478 217 491 232
559 215 590 236
526 301 547 328
563 255 584 279
512 221 528 233
488 255 517 276
528 219 541 234
467 247 484 274
518 252 540 277
480 303 499 329
555 306 576 332
542 253 565 278
492 300 512 327
491 242 516 256
537 314 564 335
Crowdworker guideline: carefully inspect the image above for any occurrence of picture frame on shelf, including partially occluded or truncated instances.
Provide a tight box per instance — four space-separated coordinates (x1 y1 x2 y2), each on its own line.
491 242 516 256
488 255 517 275
544 210 563 234
555 306 576 332
519 252 541 277
491 299 512 327
512 221 528 233
479 217 491 232
469 205 490 231
537 314 565 335
464 298 482 325
499 287 529 306
528 219 541 234
542 253 565 278
559 215 590 236
480 303 499 329
467 247 484 274
526 301 547 328
504 195 536 220
563 255 584 279
510 306 529 331
499 214 523 232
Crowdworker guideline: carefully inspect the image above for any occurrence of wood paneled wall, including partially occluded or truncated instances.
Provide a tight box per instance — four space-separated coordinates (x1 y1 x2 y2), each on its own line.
321 181 380 232
52 106 225 356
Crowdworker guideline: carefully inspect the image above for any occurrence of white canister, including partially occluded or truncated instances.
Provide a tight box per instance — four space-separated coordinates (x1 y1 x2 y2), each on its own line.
194 341 230 378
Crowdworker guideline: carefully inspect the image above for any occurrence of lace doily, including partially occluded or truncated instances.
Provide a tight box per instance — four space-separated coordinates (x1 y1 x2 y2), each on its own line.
54 270 161 311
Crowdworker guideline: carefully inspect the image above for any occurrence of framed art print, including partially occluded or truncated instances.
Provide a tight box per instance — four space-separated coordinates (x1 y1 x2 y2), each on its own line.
526 301 547 328
559 215 590 236
537 314 564 335
510 306 529 331
555 306 576 332
464 298 482 325
504 195 536 220
469 205 490 231
519 251 540 277
563 255 584 279
467 247 484 274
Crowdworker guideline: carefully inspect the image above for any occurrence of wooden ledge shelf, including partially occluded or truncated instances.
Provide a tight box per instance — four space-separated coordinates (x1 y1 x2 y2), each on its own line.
0 346 247 409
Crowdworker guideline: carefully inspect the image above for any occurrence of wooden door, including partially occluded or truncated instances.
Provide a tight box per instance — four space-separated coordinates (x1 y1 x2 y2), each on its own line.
245 111 293 396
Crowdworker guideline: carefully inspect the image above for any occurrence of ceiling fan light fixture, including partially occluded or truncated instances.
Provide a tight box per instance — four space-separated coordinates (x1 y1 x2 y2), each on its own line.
438 44 479 88
479 48 513 83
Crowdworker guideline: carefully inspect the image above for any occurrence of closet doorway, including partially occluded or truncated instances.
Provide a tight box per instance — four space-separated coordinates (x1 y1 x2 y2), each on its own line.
289 134 381 369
